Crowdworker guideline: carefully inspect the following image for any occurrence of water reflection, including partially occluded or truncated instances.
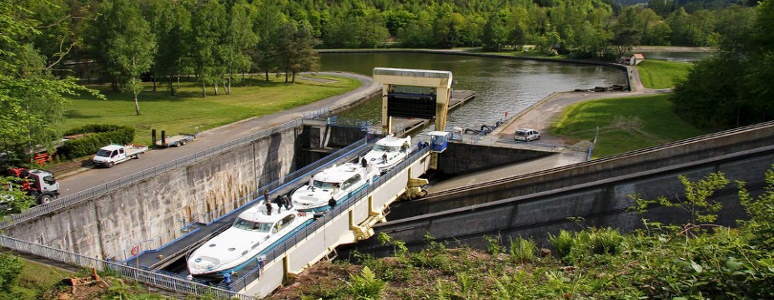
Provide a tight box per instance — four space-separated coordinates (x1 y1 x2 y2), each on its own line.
321 52 626 132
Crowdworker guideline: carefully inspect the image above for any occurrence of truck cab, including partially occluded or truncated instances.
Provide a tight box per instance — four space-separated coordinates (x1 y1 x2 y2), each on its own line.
93 144 146 167
5 168 60 204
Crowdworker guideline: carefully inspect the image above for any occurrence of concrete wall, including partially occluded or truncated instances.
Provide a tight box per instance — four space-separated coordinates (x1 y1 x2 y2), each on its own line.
392 123 774 219
297 123 366 165
436 142 555 176
356 145 773 255
5 128 302 260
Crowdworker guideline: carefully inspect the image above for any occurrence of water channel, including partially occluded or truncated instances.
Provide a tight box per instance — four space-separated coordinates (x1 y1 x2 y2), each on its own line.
320 52 627 132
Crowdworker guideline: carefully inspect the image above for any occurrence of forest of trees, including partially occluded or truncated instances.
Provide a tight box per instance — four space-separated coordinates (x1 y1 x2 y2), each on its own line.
0 0 767 164
672 0 774 129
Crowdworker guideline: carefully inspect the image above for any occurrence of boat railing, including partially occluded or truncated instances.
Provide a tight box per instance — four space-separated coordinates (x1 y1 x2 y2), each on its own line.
226 147 431 291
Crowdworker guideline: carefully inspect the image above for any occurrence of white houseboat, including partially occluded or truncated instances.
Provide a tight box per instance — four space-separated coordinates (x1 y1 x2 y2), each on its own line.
362 135 411 174
291 162 379 212
186 202 313 281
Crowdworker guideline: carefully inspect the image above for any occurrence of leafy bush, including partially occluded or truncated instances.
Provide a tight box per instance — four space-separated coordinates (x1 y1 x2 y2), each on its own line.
509 236 537 263
57 124 135 159
346 266 386 300
548 230 574 263
0 252 23 292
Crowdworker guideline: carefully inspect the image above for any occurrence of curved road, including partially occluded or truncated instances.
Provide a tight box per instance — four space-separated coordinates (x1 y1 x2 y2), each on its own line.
57 72 381 196
427 66 671 192
59 65 659 197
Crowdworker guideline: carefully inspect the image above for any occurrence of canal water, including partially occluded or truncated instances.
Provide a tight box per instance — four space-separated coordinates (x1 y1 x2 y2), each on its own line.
320 52 626 132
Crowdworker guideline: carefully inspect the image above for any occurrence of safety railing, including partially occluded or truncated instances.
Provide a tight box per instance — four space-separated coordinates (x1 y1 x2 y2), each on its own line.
226 147 430 291
0 234 256 300
0 117 309 229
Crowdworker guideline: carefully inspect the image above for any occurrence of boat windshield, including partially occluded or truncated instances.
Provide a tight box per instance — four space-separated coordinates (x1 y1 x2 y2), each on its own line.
374 145 399 152
312 180 338 189
232 218 273 232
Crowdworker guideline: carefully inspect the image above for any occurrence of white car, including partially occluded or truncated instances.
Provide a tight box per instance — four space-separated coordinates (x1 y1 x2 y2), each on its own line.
514 128 540 142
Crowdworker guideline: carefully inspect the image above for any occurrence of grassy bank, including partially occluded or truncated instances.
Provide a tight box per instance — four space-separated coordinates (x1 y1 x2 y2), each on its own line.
636 60 692 89
63 74 360 145
551 94 706 158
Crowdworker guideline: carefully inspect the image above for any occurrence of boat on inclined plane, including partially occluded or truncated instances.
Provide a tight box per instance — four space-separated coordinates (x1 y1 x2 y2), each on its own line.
291 162 379 212
186 202 313 281
362 135 411 174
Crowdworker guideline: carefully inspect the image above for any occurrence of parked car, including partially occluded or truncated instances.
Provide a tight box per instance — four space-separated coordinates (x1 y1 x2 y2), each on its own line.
92 144 148 168
514 128 540 142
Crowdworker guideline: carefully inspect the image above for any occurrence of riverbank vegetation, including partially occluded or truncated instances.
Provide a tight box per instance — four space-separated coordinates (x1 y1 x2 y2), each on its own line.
550 94 705 158
636 60 693 89
64 75 359 145
671 1 774 130
0 0 760 165
267 168 774 299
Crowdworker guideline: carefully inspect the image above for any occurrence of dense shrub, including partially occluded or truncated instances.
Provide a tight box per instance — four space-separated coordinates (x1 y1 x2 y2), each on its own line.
57 125 135 159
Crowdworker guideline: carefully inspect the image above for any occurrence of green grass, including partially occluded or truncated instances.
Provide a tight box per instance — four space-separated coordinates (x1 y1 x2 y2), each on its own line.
636 60 693 89
11 258 75 299
62 74 360 145
551 94 706 158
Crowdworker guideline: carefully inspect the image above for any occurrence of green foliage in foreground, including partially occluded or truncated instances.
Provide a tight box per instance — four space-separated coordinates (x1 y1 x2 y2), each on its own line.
636 60 693 89
550 94 706 158
283 167 774 300
62 75 359 146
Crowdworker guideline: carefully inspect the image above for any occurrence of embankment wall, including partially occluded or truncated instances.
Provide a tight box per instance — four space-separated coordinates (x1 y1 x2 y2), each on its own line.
5 128 301 260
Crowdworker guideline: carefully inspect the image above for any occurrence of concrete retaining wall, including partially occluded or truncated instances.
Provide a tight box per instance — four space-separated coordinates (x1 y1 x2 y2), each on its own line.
392 123 774 218
359 145 773 255
5 128 302 260
436 142 555 176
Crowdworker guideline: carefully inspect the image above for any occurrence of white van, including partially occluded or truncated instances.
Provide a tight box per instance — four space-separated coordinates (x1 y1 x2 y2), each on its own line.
514 128 540 142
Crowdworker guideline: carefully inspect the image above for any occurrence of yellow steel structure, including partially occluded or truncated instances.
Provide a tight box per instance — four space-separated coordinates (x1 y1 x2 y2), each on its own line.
372 67 453 169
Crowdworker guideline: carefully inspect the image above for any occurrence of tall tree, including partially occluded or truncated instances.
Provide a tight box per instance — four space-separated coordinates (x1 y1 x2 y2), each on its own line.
251 1 285 82
0 1 100 166
101 0 157 115
190 0 227 97
672 2 770 129
220 0 257 94
481 12 508 51
274 20 318 83
143 0 192 96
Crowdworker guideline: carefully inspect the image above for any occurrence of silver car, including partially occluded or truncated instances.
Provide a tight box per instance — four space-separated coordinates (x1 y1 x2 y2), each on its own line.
514 128 540 142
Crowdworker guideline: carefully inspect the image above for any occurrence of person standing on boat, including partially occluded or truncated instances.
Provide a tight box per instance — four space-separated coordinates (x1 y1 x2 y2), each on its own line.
328 197 336 209
280 194 291 210
264 189 273 215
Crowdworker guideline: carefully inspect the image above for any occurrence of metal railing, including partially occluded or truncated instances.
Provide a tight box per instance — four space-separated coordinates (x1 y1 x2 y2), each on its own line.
0 234 256 300
0 117 311 229
0 134 379 299
225 147 430 291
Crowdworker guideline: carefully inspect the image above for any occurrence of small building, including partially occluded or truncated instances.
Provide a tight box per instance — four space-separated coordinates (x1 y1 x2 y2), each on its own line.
622 53 645 65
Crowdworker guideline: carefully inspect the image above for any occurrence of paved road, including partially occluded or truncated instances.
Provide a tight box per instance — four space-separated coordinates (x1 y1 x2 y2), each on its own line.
58 72 381 196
